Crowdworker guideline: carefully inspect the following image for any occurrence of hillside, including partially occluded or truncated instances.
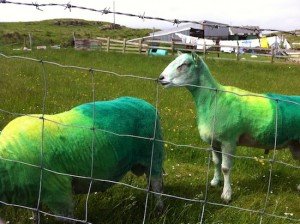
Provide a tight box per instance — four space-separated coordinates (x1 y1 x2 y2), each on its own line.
0 19 152 48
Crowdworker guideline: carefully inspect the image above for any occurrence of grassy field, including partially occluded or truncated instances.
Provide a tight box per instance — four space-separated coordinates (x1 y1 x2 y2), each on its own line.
0 19 151 48
0 48 299 224
1 20 300 48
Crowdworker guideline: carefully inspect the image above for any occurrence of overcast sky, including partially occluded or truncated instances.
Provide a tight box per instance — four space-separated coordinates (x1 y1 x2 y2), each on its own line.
0 0 299 32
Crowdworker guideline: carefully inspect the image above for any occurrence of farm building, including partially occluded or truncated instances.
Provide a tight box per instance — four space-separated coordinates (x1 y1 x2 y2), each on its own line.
202 20 229 40
143 21 260 42
146 23 203 42
228 26 260 40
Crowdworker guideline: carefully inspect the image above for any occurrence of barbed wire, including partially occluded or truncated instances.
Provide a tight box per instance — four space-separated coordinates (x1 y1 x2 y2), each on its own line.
0 0 297 35
0 52 299 223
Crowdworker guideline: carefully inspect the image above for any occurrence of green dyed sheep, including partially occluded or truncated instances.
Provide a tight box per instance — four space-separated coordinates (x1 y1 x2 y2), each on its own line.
0 97 164 221
159 52 300 203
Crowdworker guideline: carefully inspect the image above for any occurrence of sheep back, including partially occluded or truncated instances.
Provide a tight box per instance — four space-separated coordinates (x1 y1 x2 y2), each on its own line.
0 97 163 210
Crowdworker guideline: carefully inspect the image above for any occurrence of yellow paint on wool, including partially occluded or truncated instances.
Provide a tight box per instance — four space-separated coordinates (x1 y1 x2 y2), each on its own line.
0 109 87 151
224 86 272 110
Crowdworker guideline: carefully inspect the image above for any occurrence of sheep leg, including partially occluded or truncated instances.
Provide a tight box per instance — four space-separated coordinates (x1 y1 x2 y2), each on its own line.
150 176 164 213
33 205 43 224
51 199 75 223
210 147 222 187
220 142 236 203
43 181 75 223
32 212 39 224
289 140 300 160
146 173 163 213
289 141 300 191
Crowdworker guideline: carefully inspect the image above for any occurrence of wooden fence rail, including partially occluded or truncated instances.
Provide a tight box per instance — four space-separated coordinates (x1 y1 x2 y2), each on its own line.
74 37 148 54
74 37 300 63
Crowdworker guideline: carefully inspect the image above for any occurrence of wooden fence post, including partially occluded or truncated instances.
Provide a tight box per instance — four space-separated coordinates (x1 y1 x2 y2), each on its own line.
106 37 110 52
203 41 206 60
123 38 126 53
73 32 76 43
28 33 32 49
139 39 142 54
236 41 240 61
271 46 275 63
171 41 175 55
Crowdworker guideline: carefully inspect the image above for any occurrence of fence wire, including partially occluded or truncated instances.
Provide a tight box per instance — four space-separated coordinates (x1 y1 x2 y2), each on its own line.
0 4 297 224
0 0 298 34
35 60 47 223
142 83 160 224
0 52 299 223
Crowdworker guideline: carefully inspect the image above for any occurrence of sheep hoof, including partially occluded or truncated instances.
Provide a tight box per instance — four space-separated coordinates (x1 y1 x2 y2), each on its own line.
221 190 232 204
210 178 220 187
155 200 164 215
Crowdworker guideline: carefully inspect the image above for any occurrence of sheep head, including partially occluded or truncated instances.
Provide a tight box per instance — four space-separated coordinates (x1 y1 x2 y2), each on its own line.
158 52 201 88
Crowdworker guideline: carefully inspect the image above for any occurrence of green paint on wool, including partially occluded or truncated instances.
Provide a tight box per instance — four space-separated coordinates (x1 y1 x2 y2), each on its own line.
192 84 275 146
266 93 300 145
0 97 163 212
159 52 300 203
215 86 275 145
160 53 300 149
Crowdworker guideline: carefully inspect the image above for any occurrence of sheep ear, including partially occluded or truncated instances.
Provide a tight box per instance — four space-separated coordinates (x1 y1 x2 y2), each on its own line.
191 51 198 61
177 51 183 56
191 52 201 66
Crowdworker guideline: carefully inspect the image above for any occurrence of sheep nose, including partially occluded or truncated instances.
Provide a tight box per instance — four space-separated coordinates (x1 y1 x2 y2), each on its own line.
158 75 165 81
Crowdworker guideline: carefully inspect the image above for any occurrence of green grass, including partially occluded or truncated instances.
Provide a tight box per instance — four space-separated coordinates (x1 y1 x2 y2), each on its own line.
0 49 299 224
0 19 151 48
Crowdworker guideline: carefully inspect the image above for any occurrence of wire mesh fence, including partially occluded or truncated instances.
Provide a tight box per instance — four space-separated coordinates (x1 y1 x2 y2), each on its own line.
0 52 299 223
0 2 299 223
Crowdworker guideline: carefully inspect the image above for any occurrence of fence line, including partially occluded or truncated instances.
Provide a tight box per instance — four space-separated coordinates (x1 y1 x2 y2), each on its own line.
143 83 160 223
74 38 148 54
0 2 299 222
84 69 96 223
259 101 279 224
0 52 299 223
143 39 298 63
1 53 300 169
71 37 300 64
199 89 218 223
35 60 47 223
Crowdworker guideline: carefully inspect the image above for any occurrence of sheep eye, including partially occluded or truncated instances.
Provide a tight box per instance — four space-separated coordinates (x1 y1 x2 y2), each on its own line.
177 62 191 70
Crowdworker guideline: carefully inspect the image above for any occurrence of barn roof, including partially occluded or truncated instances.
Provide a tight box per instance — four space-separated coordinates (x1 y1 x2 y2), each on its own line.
149 23 203 37
229 26 260 35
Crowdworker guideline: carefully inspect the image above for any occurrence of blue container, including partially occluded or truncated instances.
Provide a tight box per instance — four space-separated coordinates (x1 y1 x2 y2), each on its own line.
148 48 168 56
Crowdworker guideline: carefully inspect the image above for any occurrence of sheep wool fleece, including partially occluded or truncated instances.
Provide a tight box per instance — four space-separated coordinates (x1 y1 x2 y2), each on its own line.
0 97 163 213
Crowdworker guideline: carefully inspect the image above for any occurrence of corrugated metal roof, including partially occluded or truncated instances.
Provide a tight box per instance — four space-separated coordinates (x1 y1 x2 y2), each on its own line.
229 26 260 35
149 23 203 37
148 20 231 37
202 20 229 26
